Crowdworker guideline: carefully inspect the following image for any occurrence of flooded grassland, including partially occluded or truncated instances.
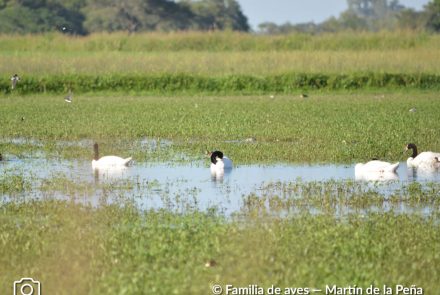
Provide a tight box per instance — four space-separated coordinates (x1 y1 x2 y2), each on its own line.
1 92 440 294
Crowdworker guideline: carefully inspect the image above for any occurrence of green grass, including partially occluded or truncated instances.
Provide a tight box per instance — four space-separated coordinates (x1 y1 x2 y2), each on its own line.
3 50 440 76
3 72 440 95
1 32 440 78
0 31 438 52
1 200 439 294
1 91 439 164
2 31 440 295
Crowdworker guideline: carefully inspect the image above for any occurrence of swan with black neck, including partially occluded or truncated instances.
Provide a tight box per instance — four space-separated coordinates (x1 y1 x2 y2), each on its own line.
405 143 440 168
208 150 232 175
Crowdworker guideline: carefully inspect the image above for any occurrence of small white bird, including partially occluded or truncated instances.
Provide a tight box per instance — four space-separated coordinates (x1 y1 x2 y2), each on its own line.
64 90 73 103
409 108 417 113
10 74 20 89
92 143 132 170
405 143 440 169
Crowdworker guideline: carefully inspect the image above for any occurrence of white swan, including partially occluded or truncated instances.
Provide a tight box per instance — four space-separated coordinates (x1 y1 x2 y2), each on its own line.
405 143 440 169
355 160 399 174
355 171 399 181
92 143 132 170
208 151 233 175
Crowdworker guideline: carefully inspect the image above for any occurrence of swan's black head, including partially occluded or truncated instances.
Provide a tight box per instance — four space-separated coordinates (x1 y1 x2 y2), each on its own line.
405 143 417 158
210 151 223 164
93 143 99 160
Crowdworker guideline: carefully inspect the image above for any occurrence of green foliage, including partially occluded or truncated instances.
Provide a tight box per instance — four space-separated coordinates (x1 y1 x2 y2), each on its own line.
256 0 435 34
1 72 440 95
0 174 31 194
1 200 439 294
425 0 440 32
186 0 249 31
1 92 439 164
1 31 435 52
0 0 85 34
0 0 249 34
83 0 197 33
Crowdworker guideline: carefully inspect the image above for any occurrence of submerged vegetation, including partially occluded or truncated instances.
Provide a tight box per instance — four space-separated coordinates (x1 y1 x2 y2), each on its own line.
0 199 439 294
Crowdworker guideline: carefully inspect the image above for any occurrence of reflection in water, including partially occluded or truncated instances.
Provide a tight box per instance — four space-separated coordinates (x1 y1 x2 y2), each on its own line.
1 158 439 215
355 171 399 182
210 168 232 183
407 166 440 182
93 166 130 183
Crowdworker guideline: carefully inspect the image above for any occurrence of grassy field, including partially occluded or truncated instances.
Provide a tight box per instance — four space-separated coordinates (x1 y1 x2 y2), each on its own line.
1 31 438 52
0 199 439 295
1 31 440 295
3 49 440 76
1 91 440 164
2 32 440 93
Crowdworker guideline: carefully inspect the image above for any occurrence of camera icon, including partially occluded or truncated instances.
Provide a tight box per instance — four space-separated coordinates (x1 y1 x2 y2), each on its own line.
13 278 41 295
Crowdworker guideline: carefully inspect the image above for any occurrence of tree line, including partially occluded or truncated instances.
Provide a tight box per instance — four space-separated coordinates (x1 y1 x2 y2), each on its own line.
0 0 249 34
259 0 440 34
0 0 439 35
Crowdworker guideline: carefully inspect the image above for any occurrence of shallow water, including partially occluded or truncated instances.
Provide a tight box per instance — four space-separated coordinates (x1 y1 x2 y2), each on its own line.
1 156 439 215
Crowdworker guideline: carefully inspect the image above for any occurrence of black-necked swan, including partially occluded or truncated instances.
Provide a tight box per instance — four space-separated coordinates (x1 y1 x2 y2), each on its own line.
208 151 233 174
405 143 440 168
355 160 399 174
92 143 132 170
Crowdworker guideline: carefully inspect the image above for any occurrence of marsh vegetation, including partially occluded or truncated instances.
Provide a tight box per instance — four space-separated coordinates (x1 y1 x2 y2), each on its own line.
1 32 440 294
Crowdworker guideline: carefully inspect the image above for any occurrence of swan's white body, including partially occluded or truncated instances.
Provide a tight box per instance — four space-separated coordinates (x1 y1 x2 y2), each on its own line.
355 160 399 174
210 156 233 174
92 156 132 170
407 152 440 169
355 161 399 181
355 171 399 182
405 143 440 169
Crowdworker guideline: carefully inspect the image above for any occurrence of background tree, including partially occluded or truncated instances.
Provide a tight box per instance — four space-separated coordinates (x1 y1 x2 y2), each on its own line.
396 8 426 30
0 0 86 34
184 0 249 31
83 0 196 32
425 0 440 31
